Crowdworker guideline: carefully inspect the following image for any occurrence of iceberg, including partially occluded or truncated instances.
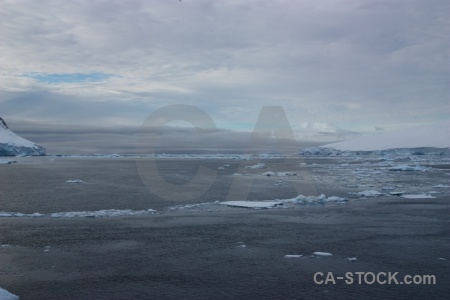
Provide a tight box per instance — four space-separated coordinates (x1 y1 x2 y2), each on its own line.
0 117 45 156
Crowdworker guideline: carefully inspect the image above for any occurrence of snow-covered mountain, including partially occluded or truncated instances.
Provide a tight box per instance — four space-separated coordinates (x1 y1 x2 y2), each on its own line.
294 122 362 143
0 117 45 156
324 120 450 151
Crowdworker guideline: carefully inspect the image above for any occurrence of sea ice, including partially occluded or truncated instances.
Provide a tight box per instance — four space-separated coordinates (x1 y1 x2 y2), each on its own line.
431 184 450 188
285 255 303 258
401 194 435 199
0 287 19 300
219 201 283 208
66 179 84 183
388 165 428 171
313 252 333 256
245 163 267 169
354 190 384 197
0 159 17 164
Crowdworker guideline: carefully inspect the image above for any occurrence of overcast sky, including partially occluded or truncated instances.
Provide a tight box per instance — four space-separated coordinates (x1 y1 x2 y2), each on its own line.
1 0 449 153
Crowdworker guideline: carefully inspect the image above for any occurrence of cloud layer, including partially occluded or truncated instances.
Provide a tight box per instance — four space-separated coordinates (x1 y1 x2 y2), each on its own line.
1 0 449 152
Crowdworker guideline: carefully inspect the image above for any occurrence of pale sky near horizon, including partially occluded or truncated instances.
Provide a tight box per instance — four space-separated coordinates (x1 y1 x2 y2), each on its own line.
1 0 449 153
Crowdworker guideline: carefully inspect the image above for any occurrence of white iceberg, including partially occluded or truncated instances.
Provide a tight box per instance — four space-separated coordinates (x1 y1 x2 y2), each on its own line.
431 184 450 188
66 179 84 183
401 194 436 199
50 209 157 218
0 117 45 156
0 159 17 164
354 190 384 197
0 287 19 300
388 165 428 171
313 252 333 256
245 163 267 169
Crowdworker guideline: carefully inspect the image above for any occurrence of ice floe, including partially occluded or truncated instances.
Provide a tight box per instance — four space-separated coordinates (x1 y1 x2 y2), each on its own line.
352 190 384 197
0 209 156 218
245 163 267 169
431 184 450 188
0 159 17 164
220 201 283 209
0 287 19 300
66 179 84 183
50 209 157 218
285 255 303 258
388 165 428 171
401 194 436 199
313 252 333 256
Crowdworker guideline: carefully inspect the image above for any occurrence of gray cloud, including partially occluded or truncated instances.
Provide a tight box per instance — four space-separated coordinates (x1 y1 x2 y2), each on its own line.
1 0 449 152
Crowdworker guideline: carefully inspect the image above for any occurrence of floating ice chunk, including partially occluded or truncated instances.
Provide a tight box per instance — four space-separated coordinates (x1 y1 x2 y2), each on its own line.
245 163 267 169
262 171 275 176
0 287 19 300
313 252 333 256
219 201 283 209
326 196 348 203
401 194 435 199
50 209 157 218
218 167 225 170
388 165 428 171
285 255 303 258
283 194 347 204
347 257 357 261
66 179 84 183
277 172 297 176
389 191 405 196
432 184 450 188
355 190 384 197
287 194 327 203
438 258 447 261
0 159 17 164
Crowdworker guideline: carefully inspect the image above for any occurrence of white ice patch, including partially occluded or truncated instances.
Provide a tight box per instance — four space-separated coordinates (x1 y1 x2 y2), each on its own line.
0 209 156 218
388 165 428 171
0 287 19 300
219 201 283 209
0 212 44 217
0 159 17 164
401 194 436 199
431 184 450 188
313 252 333 256
66 179 84 183
285 255 303 258
353 190 384 197
283 194 348 204
245 163 267 169
50 209 157 218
